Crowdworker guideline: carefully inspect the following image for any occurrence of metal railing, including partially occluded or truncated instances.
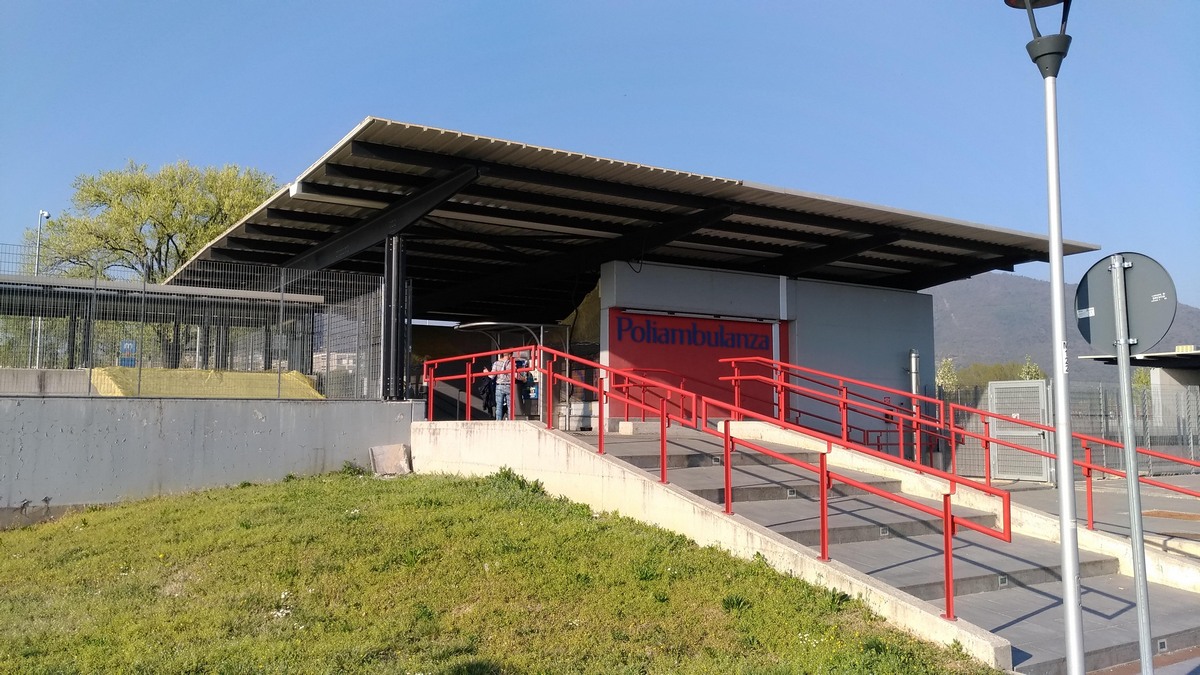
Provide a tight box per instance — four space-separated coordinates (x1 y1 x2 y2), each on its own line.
424 346 1013 621
943 383 1200 477
721 356 1200 535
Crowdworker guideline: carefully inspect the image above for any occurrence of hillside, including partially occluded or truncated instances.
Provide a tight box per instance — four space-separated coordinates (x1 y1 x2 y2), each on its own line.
0 470 992 674
928 272 1200 385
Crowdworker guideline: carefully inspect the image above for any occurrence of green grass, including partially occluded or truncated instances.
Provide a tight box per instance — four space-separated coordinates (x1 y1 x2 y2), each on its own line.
0 468 998 674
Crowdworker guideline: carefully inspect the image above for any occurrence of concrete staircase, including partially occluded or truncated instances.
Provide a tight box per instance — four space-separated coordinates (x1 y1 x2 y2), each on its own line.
596 428 1200 675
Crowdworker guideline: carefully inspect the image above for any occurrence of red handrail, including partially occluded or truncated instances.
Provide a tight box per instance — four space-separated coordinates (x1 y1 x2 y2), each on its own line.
426 347 1017 621
695 395 1010 620
719 355 1200 532
721 356 947 461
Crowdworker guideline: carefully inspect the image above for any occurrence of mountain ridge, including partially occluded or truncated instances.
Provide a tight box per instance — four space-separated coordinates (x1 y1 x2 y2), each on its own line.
927 272 1200 385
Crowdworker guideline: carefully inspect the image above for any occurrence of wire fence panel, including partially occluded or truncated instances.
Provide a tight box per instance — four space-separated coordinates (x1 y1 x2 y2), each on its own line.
0 246 385 400
941 381 1200 478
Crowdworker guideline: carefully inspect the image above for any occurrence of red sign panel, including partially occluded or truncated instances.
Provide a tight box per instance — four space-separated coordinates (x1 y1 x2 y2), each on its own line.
607 309 783 416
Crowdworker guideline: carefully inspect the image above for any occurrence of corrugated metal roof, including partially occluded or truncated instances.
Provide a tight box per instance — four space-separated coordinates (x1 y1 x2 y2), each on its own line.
173 116 1098 324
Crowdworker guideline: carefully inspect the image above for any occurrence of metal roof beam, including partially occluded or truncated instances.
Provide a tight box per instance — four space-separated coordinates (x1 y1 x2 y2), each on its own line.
351 141 715 210
349 141 1046 260
327 162 670 222
418 205 735 313
757 234 906 277
890 255 1024 290
284 165 479 271
264 208 358 228
243 223 331 242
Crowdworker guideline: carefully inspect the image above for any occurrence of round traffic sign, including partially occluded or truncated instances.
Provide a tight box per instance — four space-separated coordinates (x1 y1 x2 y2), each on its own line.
1075 252 1176 355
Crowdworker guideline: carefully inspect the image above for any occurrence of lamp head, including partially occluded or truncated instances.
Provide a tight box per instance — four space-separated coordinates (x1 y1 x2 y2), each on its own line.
1003 0 1065 7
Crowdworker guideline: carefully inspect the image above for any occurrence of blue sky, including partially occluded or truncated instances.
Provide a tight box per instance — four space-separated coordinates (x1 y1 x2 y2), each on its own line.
2 1 1197 307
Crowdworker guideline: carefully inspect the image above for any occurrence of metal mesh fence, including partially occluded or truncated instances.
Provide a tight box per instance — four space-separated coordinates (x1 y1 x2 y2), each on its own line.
941 381 1199 478
0 246 385 400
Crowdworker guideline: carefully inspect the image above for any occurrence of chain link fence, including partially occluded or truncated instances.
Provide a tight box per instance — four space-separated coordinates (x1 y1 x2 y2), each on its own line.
0 244 384 400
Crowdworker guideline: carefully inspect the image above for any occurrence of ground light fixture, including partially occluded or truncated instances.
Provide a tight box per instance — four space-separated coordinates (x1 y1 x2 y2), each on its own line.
999 2 1095 675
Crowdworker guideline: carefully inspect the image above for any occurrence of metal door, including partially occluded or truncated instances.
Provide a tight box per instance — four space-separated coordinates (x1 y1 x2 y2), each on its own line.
987 380 1051 481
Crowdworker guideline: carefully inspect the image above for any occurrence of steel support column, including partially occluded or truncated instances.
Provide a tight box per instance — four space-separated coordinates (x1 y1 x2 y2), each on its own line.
382 236 408 400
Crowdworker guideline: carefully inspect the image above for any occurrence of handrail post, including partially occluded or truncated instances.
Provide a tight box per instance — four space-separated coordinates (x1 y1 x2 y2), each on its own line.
466 358 474 422
949 406 959 475
732 363 743 419
426 363 436 421
1084 442 1094 530
508 360 517 421
896 413 905 460
941 493 956 621
545 358 555 430
597 376 606 455
660 399 669 484
914 405 924 466
819 448 830 562
723 420 733 514
839 383 850 442
982 419 992 487
775 363 785 422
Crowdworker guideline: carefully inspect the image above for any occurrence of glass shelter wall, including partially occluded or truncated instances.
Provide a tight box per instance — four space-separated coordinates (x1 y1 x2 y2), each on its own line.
0 245 384 400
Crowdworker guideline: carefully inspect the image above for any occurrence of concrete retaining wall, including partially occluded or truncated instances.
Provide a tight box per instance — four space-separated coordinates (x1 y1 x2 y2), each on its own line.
1 397 422 512
0 369 91 396
410 420 1012 671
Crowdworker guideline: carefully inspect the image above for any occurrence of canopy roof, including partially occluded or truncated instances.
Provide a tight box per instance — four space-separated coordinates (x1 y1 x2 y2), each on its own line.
173 117 1097 324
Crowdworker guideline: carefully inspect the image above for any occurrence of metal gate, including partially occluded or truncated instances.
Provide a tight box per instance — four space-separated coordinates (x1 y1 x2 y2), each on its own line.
987 380 1051 481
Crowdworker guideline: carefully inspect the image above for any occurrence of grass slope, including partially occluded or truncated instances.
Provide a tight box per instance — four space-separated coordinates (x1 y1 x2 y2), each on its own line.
90 367 324 399
0 469 997 674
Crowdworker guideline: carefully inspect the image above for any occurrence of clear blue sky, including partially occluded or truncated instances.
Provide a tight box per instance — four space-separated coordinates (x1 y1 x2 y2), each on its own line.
2 1 1197 306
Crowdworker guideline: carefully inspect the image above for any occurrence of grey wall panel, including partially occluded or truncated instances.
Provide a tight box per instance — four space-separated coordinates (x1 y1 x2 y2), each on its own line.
600 261 781 319
596 261 934 394
1 398 421 508
787 279 935 395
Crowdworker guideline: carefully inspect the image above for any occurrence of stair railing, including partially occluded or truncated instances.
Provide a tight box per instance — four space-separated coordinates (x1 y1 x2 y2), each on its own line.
719 355 1200 532
721 356 948 464
946 403 1200 529
426 346 1015 621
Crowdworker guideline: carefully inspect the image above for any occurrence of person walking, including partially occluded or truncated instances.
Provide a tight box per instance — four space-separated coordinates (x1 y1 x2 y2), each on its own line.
490 351 515 421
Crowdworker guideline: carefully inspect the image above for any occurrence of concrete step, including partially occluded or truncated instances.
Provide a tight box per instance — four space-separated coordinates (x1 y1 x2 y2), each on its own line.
730 492 998 547
826 529 1119 601
602 429 822 470
661 462 902 504
953 573 1200 675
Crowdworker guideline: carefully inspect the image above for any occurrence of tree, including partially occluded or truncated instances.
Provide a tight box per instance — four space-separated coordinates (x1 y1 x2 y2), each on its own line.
935 357 959 391
20 160 277 368
33 160 276 283
1132 367 1151 392
956 360 1030 389
1018 354 1045 381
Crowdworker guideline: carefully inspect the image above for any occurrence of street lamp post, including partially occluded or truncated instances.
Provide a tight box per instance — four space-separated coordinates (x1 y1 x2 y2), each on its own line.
27 209 50 369
33 209 50 368
1001 1 1086 673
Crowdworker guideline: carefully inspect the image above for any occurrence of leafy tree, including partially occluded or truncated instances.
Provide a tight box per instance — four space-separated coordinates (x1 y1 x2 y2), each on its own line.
1018 354 1045 381
955 360 1034 389
18 160 276 368
32 160 276 283
935 357 959 391
1132 367 1151 392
